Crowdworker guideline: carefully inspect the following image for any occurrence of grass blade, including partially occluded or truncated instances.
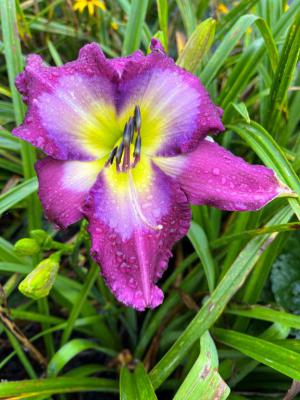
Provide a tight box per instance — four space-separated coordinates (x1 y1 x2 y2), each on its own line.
0 0 40 231
214 328 300 381
0 177 38 215
0 377 118 399
149 206 293 388
156 0 168 50
175 0 197 37
47 339 116 377
188 221 216 292
122 0 149 55
227 304 300 329
174 331 230 400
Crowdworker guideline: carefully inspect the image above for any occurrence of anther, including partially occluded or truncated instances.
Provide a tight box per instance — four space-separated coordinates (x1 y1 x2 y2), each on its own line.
132 135 141 167
134 105 141 133
115 141 124 171
123 121 131 146
133 134 141 157
105 146 117 167
128 117 135 143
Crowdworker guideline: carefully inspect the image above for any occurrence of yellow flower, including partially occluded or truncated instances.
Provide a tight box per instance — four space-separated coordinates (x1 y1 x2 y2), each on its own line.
73 0 106 16
111 21 119 31
217 3 229 14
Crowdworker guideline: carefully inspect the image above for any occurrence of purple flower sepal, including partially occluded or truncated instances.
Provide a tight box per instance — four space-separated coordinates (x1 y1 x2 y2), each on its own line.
13 40 290 311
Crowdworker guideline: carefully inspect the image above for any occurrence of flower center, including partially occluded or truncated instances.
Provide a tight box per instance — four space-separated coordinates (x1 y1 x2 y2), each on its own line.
105 105 141 172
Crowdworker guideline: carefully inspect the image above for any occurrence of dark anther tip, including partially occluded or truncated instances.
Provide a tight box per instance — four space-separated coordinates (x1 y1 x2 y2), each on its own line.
105 146 118 166
134 105 141 131
115 141 124 165
133 134 141 156
128 117 135 143
123 121 132 146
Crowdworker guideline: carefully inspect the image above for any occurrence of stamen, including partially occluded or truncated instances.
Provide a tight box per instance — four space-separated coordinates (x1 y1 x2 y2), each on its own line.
128 171 163 231
134 105 141 134
132 134 141 167
134 134 141 156
104 105 142 171
122 120 133 171
122 144 130 171
115 141 124 171
128 117 135 143
123 122 131 146
105 147 117 167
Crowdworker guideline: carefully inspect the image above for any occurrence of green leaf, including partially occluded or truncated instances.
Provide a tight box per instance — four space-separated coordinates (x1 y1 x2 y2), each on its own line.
200 15 279 87
120 367 137 400
226 304 300 330
149 206 293 388
60 262 99 345
214 328 300 381
230 102 251 123
0 0 40 231
134 363 158 399
188 221 216 292
175 0 197 37
218 1 299 110
216 0 260 38
200 14 257 86
47 339 117 377
174 332 230 400
211 221 300 248
266 11 300 137
120 363 157 399
0 129 21 152
47 39 63 66
156 0 168 50
122 0 149 55
271 233 300 313
0 377 118 399
177 18 216 73
226 322 290 387
0 178 38 215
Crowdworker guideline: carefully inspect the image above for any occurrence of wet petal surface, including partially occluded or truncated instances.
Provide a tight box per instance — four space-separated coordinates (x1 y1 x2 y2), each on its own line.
155 139 284 211
36 157 102 228
13 44 119 161
117 46 224 157
83 161 191 310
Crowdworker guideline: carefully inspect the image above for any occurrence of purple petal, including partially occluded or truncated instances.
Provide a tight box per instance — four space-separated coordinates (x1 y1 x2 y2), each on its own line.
109 50 144 77
83 163 191 311
155 139 285 211
150 38 166 53
13 43 118 161
117 48 224 157
36 157 101 228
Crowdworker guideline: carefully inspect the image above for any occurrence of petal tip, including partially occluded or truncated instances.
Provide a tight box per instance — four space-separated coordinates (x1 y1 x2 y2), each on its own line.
277 180 298 198
150 38 166 54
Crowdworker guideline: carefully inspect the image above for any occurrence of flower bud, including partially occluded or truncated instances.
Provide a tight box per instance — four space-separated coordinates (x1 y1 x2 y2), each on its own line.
18 254 60 300
14 238 40 256
30 229 49 245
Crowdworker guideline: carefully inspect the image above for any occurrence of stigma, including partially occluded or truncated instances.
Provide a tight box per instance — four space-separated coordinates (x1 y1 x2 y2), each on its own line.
105 105 142 172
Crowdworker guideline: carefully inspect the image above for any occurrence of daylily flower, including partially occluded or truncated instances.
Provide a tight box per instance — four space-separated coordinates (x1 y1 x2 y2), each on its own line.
13 40 288 310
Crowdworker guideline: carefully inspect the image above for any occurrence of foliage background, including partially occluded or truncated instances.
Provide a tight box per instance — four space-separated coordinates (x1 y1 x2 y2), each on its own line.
0 0 300 399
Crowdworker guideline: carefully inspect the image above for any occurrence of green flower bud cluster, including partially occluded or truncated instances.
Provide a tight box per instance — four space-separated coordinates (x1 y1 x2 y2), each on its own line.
14 229 52 256
14 238 40 256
